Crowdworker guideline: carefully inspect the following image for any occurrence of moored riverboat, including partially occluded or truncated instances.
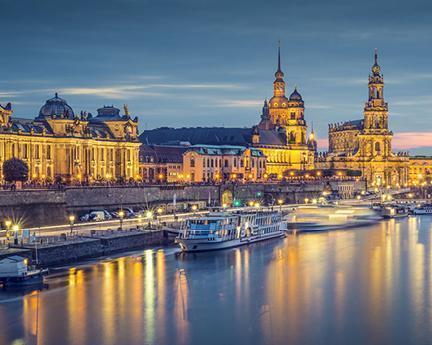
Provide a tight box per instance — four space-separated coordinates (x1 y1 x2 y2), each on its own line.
175 210 286 252
381 205 409 219
412 204 432 215
0 255 48 287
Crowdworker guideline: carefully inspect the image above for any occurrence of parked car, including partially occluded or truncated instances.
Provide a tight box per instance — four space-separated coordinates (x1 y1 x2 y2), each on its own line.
80 210 112 222
111 208 135 219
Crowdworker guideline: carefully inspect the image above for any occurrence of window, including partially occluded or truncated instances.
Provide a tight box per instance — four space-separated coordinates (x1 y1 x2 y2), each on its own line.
240 160 244 167
190 158 195 168
224 159 229 168
203 159 206 168
274 103 278 107
211 159 214 168
375 142 381 153
234 159 237 167
46 145 51 160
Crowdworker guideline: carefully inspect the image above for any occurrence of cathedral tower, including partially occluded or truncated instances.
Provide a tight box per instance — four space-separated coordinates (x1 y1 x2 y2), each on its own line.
359 49 393 158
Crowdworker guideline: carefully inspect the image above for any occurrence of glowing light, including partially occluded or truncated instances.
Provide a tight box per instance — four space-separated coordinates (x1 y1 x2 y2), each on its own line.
146 211 153 219
304 198 309 204
69 215 75 223
118 210 125 219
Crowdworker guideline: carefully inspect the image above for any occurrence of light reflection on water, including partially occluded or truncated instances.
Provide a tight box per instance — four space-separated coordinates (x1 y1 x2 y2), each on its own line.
2 217 432 344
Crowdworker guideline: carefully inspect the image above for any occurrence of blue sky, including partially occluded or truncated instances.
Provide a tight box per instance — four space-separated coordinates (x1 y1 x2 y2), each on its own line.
0 0 431 153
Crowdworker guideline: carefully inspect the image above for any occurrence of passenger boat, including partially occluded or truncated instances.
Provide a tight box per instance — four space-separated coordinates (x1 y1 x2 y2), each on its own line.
0 255 48 287
175 210 286 252
412 204 432 215
286 206 382 232
381 205 409 219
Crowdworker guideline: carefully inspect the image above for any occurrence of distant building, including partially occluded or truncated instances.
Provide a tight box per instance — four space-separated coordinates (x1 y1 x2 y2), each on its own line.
139 144 187 183
323 51 409 187
409 156 432 185
182 145 266 183
140 46 316 179
0 94 140 182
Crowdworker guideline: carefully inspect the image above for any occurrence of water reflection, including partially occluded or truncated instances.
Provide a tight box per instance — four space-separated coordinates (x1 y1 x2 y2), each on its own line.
3 217 432 344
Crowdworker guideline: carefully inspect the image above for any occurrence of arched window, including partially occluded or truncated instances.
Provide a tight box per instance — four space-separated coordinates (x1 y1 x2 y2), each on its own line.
375 142 381 153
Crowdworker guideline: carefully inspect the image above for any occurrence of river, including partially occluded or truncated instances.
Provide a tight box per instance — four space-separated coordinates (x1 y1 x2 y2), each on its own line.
1 216 432 345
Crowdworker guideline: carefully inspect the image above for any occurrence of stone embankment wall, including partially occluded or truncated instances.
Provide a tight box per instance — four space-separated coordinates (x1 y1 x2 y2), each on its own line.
15 230 166 266
0 181 365 227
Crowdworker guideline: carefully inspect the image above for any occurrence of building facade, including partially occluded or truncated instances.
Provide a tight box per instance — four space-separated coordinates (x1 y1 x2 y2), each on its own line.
409 156 432 185
324 51 409 187
182 145 266 183
0 94 140 183
254 46 315 175
139 144 186 183
140 46 316 178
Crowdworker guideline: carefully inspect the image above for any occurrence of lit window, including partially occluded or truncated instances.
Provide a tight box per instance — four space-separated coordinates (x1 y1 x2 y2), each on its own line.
282 103 286 107
274 103 278 107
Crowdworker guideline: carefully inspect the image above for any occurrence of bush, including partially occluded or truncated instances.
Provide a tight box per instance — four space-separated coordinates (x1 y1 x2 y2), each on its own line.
2 158 29 182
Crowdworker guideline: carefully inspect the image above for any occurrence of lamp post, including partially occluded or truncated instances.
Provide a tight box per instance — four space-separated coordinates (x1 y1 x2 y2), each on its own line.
12 224 19 245
68 215 75 234
5 219 12 232
156 207 163 225
277 199 284 212
191 204 198 215
146 210 153 229
118 209 125 230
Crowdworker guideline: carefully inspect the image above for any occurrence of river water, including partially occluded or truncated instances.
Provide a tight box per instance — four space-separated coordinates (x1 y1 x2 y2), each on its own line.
1 216 432 345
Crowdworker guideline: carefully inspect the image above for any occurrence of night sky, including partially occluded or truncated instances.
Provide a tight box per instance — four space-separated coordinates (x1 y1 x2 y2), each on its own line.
0 0 431 153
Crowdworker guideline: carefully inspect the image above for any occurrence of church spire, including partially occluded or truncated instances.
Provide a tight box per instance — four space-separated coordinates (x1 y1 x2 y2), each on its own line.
275 41 284 79
277 40 281 72
371 48 381 76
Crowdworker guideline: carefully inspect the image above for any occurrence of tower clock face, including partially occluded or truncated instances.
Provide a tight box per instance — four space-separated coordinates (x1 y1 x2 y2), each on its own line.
372 65 380 74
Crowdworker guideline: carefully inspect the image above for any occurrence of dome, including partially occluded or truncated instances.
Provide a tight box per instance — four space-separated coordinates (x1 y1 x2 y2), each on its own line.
38 93 74 119
289 88 303 101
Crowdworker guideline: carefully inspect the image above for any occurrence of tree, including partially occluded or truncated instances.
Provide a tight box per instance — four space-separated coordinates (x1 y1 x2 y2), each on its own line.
2 158 29 183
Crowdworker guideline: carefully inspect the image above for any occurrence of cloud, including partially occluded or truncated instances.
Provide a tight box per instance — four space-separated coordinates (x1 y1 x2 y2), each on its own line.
213 99 262 108
392 96 432 106
316 132 432 151
54 82 245 99
393 132 432 150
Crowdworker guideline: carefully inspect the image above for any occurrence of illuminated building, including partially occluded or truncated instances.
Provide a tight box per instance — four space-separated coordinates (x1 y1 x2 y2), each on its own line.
139 144 186 183
140 45 315 178
182 145 266 182
408 156 432 185
0 94 140 182
323 50 409 187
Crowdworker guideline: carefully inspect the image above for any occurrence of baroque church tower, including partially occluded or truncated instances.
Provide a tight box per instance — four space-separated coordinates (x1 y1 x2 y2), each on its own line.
358 50 393 159
262 44 308 147
325 49 409 187
255 44 315 175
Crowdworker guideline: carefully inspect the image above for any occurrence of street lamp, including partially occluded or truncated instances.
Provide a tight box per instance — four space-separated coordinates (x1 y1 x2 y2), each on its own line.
277 199 283 212
5 219 12 231
191 205 198 214
118 209 125 230
146 210 153 228
12 224 19 245
68 215 75 234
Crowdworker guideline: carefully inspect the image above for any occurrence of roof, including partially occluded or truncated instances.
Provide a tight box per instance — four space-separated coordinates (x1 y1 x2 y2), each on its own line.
140 127 252 146
185 144 265 157
140 144 187 163
330 119 364 132
0 255 25 262
140 126 288 148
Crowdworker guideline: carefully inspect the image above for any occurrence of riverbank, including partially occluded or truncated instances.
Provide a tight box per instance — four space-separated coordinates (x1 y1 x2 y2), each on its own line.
3 229 172 266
